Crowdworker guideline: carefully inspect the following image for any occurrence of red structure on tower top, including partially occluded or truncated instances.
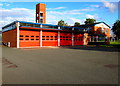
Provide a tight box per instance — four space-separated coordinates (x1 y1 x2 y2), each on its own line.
36 3 46 24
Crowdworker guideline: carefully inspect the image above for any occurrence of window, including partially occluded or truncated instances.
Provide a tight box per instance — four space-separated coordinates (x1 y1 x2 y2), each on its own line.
20 39 23 40
50 36 53 38
37 13 38 17
36 39 39 40
101 28 104 33
31 36 34 37
20 35 23 37
31 39 34 40
106 28 108 33
25 39 29 40
36 36 39 37
40 13 43 17
25 35 29 37
66 36 68 38
40 19 43 23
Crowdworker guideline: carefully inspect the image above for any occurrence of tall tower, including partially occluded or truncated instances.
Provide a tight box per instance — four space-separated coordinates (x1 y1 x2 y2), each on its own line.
36 3 46 24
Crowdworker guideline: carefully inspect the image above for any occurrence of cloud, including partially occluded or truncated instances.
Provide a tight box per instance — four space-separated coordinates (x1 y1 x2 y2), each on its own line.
0 3 10 7
0 3 3 6
54 7 66 9
1 8 35 30
46 10 84 26
47 7 66 10
46 7 95 25
69 18 81 23
4 3 10 6
47 10 83 15
72 8 94 12
85 14 99 19
102 1 116 13
90 5 100 8
1 8 35 20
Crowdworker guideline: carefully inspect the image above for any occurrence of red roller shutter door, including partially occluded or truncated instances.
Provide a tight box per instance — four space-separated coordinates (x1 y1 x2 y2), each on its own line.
60 32 72 46
42 31 58 46
74 34 84 45
19 30 40 47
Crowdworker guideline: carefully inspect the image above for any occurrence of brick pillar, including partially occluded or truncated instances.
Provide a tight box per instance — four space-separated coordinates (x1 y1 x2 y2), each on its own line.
84 33 88 45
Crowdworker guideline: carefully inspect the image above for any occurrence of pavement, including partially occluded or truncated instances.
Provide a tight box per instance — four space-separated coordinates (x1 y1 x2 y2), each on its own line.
2 46 119 84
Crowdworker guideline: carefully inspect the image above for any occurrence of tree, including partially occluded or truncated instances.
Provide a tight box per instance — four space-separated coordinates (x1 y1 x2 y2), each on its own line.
84 18 96 25
74 22 80 27
112 20 120 39
57 20 69 26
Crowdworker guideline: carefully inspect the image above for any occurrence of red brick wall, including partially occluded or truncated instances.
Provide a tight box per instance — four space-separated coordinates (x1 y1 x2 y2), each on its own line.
94 26 110 37
2 29 17 47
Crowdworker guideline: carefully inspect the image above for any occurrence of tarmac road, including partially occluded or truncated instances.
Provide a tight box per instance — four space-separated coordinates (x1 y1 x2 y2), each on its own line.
2 46 119 84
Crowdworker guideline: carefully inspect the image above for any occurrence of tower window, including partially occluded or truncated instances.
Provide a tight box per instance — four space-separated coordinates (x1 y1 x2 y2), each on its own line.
37 14 38 17
40 13 43 17
40 19 43 23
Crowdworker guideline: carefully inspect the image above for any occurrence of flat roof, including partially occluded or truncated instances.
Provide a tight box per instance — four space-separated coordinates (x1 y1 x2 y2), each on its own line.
2 21 85 32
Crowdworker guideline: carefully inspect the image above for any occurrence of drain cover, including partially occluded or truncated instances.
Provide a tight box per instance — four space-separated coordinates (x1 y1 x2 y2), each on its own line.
104 64 119 69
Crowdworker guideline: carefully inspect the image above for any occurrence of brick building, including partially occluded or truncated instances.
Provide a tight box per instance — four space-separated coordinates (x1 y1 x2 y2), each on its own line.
2 3 111 48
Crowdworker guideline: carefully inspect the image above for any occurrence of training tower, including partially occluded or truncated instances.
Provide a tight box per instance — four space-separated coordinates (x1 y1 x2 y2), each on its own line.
36 3 46 24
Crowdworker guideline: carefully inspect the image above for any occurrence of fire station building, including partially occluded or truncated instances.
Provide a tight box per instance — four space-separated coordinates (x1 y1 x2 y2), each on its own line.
2 21 86 48
2 3 111 48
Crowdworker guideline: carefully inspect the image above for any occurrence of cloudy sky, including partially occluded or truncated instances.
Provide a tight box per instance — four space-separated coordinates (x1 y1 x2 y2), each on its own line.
0 1 118 31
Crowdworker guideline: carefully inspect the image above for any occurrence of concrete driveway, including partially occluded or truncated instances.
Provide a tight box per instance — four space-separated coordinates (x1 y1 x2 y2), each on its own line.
2 46 119 84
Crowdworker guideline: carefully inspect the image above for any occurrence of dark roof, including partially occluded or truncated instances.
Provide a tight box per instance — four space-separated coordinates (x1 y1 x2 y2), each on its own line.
73 22 111 28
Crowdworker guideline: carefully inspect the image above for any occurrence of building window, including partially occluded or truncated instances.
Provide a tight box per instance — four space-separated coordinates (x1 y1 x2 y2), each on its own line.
40 19 43 23
20 39 23 40
25 35 29 37
40 13 43 17
36 36 39 37
106 28 108 33
20 35 23 37
101 27 104 33
37 14 38 17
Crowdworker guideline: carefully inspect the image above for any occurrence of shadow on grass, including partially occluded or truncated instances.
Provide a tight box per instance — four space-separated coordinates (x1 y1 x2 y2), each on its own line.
60 45 120 52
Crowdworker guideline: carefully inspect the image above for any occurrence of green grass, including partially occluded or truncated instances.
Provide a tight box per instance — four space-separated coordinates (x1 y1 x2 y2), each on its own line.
99 45 114 47
99 40 120 48
110 40 120 45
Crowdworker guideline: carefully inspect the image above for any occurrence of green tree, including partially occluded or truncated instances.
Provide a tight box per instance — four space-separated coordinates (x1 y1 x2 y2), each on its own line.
57 20 69 26
74 22 80 27
112 20 120 38
84 18 96 24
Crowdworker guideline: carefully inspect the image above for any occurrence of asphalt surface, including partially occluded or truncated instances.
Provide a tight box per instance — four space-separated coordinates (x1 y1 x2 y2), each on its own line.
2 46 119 84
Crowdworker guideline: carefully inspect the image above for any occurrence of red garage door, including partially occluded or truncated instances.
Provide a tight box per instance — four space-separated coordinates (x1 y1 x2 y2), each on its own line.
19 30 40 47
42 31 58 46
60 32 72 46
74 34 83 45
